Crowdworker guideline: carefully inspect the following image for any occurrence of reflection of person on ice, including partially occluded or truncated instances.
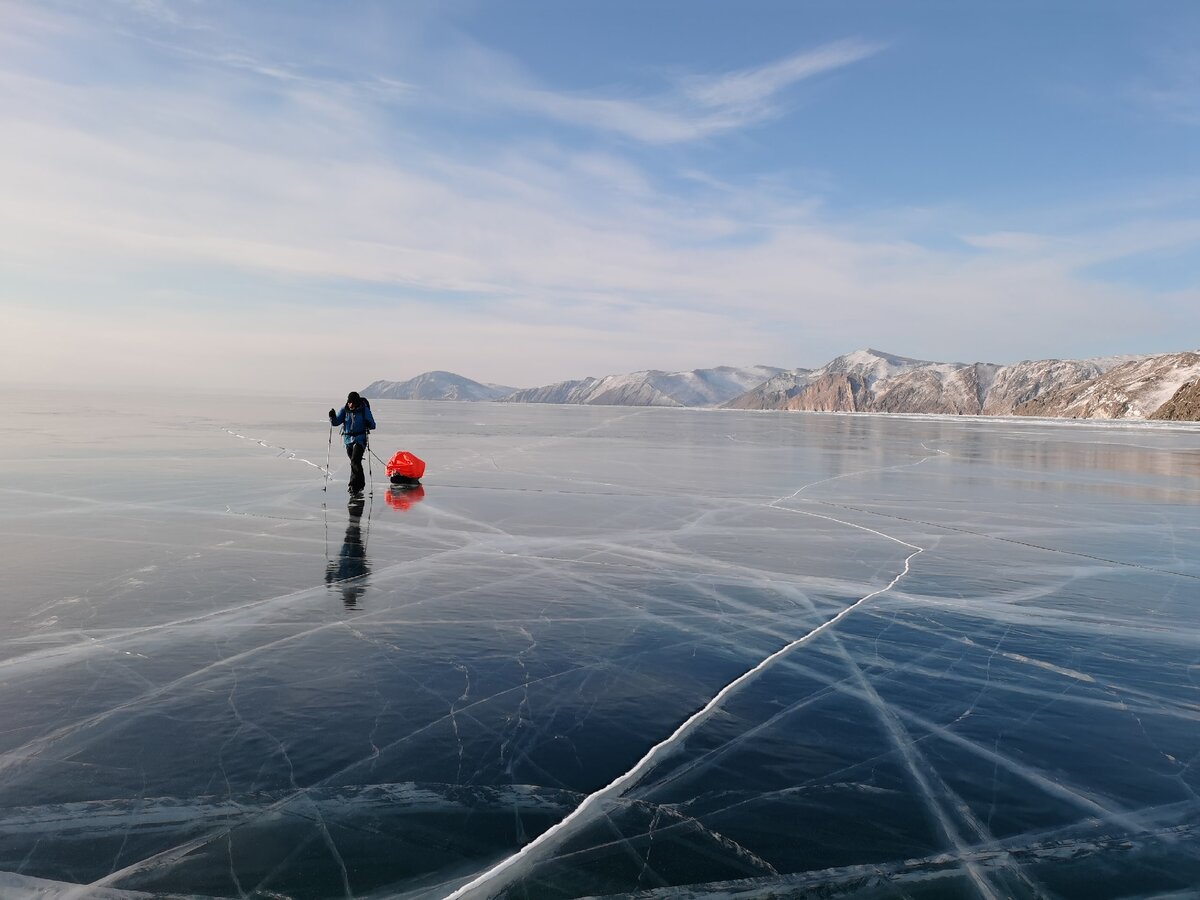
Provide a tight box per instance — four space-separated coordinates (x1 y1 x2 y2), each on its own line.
328 391 376 494
326 498 370 609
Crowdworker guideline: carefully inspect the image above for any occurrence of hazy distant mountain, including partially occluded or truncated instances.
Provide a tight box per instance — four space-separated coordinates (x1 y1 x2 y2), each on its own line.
505 366 786 408
503 377 601 405
722 348 1165 417
1014 351 1200 419
362 371 518 402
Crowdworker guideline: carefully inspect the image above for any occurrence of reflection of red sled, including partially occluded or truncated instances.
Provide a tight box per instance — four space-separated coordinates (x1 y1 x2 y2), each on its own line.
386 484 425 510
386 450 425 485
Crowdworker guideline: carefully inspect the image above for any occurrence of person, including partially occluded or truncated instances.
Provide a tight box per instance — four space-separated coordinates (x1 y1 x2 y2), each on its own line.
328 391 376 494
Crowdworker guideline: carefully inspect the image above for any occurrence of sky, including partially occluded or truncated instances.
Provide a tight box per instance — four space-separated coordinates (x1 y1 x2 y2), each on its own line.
2 0 1198 395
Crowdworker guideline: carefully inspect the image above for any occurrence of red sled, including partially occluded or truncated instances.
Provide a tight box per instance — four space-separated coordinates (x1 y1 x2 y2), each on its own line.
386 450 426 485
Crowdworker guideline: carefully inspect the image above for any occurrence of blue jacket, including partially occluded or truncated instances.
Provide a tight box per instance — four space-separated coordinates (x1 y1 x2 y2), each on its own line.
330 403 376 446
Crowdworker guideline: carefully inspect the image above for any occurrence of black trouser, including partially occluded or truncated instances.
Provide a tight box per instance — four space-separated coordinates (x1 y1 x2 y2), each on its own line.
345 441 366 491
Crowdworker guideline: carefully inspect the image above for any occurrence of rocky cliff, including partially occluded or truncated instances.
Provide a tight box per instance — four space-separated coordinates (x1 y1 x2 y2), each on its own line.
723 349 1159 418
1148 380 1200 421
783 373 870 412
868 364 1000 415
723 370 814 410
979 359 1108 415
728 349 933 412
1014 352 1200 419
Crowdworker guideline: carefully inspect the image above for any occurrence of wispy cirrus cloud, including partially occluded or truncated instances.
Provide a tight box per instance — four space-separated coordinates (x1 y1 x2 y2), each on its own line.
681 39 883 112
478 39 885 144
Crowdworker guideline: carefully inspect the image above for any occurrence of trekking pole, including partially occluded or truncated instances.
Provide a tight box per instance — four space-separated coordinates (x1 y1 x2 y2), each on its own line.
366 436 374 495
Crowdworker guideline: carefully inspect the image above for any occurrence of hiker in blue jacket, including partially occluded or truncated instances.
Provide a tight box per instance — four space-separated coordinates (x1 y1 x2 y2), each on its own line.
328 391 376 494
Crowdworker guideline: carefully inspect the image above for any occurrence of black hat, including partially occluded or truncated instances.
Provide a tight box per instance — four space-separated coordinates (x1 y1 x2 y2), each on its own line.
347 391 361 403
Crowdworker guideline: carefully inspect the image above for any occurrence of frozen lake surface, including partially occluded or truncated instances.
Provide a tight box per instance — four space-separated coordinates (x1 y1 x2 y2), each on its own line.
1 390 1198 899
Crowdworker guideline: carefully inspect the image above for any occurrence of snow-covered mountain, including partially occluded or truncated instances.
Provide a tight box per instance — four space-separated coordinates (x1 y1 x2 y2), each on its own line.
1014 351 1200 419
362 371 518 402
728 370 812 410
361 350 1200 419
979 359 1111 415
723 349 1158 416
871 363 1002 415
819 348 941 385
725 349 943 411
505 366 786 408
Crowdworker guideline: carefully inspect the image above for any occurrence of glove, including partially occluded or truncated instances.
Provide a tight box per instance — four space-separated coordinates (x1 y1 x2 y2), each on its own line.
328 408 336 419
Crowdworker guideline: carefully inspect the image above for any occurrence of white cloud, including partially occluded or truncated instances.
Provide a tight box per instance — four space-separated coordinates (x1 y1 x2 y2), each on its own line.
502 89 717 144
681 39 884 111
467 39 885 144
1 2 1196 393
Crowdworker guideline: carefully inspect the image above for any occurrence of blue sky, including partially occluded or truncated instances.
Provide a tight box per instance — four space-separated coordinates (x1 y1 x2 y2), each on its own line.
2 0 1197 394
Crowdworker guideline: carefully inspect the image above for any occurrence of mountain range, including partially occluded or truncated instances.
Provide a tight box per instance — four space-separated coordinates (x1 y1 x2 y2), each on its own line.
360 349 1200 421
364 366 785 408
504 365 785 407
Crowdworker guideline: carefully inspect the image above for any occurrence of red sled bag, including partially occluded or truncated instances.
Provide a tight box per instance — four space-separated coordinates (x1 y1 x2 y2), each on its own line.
386 450 426 485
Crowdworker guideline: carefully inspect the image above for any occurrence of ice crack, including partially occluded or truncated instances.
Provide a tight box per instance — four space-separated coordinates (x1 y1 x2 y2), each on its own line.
444 541 925 899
